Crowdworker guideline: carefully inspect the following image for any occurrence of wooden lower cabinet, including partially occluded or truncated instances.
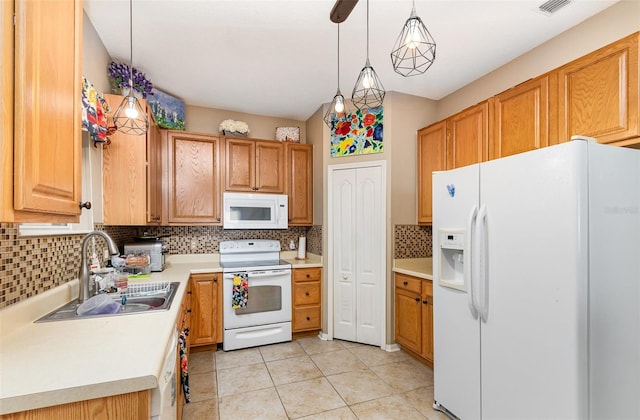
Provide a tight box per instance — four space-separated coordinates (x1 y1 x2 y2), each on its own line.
0 391 150 420
190 273 223 346
292 267 322 332
394 273 433 365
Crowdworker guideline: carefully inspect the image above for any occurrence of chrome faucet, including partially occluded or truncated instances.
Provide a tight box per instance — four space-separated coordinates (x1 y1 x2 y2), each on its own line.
78 231 120 303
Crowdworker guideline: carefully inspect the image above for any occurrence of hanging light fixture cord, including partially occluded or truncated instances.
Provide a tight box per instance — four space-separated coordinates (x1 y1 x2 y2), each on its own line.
337 24 340 89
128 0 133 88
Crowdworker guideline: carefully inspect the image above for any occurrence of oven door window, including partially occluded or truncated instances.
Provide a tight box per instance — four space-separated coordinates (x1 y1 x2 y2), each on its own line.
234 285 282 315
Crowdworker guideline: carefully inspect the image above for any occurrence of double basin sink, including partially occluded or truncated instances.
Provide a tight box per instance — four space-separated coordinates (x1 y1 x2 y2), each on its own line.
36 282 181 322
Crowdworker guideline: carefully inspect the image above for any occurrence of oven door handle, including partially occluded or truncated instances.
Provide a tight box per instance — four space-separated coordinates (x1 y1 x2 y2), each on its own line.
247 270 290 278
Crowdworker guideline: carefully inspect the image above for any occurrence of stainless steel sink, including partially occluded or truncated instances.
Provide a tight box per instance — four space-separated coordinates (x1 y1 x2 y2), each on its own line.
36 282 181 322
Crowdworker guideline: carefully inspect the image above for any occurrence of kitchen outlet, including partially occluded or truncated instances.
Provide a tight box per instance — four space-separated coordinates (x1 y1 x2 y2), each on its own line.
190 239 197 252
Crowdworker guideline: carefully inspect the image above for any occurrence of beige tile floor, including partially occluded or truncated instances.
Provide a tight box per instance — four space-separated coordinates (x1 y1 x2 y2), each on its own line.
182 337 448 419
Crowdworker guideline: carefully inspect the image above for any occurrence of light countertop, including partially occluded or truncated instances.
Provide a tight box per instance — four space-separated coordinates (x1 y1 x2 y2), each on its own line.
392 257 433 280
0 252 323 415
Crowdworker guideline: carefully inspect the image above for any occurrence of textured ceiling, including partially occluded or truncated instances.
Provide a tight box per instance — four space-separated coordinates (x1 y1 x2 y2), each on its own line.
84 0 619 121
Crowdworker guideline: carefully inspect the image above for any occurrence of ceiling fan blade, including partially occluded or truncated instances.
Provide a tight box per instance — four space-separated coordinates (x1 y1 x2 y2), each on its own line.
330 0 359 23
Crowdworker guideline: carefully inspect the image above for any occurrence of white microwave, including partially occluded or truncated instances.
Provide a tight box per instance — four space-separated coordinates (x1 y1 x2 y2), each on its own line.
223 192 288 229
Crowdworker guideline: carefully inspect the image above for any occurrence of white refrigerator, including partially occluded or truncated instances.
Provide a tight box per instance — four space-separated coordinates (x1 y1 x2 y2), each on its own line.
432 139 640 420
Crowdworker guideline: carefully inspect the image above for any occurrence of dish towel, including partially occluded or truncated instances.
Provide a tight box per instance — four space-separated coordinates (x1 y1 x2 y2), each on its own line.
231 273 249 309
81 76 110 144
179 329 191 403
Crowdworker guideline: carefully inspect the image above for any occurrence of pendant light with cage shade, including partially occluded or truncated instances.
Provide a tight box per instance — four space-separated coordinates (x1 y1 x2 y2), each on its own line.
390 0 436 77
113 0 149 135
324 24 350 127
351 0 385 110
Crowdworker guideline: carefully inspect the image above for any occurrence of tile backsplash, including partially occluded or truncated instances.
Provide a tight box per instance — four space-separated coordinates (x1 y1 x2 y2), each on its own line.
394 224 432 259
0 223 323 309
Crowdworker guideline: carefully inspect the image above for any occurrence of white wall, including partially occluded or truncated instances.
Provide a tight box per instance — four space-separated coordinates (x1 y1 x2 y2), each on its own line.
437 0 640 120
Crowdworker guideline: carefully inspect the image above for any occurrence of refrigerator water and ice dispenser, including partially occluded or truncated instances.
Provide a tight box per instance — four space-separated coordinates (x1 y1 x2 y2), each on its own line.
438 229 466 291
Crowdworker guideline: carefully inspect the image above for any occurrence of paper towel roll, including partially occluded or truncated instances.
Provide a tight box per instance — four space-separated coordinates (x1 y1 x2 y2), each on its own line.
297 237 306 259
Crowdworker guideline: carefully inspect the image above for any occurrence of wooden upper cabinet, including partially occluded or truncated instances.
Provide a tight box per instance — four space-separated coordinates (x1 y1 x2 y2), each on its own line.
146 111 162 224
417 122 446 225
490 75 552 160
102 95 161 226
167 131 221 224
557 33 639 145
8 0 82 220
285 143 313 225
225 137 284 193
447 102 488 169
256 140 285 192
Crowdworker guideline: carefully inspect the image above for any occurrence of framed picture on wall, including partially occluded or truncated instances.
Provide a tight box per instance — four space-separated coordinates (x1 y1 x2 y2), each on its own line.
147 88 186 130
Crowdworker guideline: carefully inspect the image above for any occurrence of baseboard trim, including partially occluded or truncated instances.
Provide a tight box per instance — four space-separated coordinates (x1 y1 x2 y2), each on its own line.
383 343 401 352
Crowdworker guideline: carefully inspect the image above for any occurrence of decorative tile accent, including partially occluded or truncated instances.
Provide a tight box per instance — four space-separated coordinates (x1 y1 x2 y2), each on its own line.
394 224 432 259
0 223 84 309
306 225 322 256
1 223 324 309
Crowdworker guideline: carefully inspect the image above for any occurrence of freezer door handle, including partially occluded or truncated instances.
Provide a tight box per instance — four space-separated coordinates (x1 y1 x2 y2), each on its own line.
467 205 479 319
477 204 489 323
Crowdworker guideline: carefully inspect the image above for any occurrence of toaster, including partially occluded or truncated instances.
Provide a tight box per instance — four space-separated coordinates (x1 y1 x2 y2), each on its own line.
124 240 167 272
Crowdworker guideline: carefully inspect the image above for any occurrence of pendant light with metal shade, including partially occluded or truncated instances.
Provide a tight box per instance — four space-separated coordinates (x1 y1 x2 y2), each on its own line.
351 0 385 110
324 24 350 127
113 0 149 135
390 0 436 77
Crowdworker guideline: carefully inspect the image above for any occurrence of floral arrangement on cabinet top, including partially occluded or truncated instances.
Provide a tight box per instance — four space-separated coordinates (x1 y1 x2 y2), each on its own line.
108 61 153 98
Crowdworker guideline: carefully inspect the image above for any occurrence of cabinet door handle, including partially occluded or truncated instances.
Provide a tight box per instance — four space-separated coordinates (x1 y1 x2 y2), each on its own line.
422 299 428 304
79 201 92 210
415 297 420 302
188 291 192 295
186 309 192 313
403 281 408 286
216 217 221 222
213 277 217 282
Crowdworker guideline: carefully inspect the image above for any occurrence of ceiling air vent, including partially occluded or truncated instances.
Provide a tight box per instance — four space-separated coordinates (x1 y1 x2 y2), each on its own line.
538 0 572 15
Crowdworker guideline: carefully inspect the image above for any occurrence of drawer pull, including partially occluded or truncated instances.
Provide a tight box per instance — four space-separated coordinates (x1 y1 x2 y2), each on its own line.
306 316 311 321
403 281 408 286
305 292 310 296
306 274 310 278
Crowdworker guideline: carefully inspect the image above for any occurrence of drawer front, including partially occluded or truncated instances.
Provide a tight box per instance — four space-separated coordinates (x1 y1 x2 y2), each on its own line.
293 306 321 331
395 273 422 294
293 267 322 282
423 279 433 296
294 282 321 305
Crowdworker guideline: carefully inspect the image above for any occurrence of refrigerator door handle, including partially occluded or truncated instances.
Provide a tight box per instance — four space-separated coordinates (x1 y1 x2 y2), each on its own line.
477 204 489 323
466 205 479 319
